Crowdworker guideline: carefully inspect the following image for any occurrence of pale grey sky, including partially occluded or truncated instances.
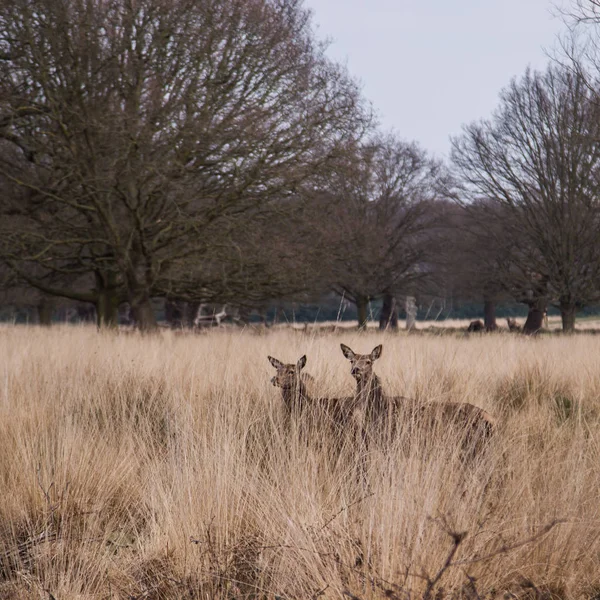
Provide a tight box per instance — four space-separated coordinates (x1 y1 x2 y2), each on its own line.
304 0 567 159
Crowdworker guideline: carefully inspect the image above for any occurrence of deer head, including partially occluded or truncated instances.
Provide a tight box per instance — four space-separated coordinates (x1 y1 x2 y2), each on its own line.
268 355 307 390
340 343 382 384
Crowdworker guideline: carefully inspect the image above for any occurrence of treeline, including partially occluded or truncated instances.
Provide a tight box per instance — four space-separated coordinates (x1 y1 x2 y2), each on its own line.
2 0 600 333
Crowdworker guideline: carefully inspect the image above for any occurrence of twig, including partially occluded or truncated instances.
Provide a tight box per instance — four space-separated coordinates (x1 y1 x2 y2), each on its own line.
320 492 375 531
421 520 467 600
413 516 564 600
452 519 565 566
463 572 483 600
36 464 54 506
313 583 330 598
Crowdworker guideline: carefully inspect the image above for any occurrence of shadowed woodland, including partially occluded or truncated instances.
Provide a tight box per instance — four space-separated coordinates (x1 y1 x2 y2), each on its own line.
3 1 600 333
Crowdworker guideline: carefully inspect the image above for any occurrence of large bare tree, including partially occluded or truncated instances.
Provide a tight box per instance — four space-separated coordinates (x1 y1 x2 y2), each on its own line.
451 64 600 332
0 0 369 330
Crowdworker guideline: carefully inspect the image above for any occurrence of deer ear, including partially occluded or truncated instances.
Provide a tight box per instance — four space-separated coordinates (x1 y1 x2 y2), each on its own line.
340 344 355 360
371 345 383 360
268 356 284 369
296 355 307 370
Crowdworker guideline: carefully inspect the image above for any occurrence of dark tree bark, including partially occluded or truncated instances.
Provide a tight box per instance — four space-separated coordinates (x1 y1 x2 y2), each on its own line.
95 272 120 329
379 293 398 330
356 295 369 329
523 298 547 335
37 298 53 326
132 300 156 332
185 302 200 329
96 288 119 329
560 300 577 333
484 298 497 331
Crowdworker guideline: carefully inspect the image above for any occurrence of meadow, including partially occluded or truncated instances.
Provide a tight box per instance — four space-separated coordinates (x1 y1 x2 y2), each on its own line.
1 325 599 599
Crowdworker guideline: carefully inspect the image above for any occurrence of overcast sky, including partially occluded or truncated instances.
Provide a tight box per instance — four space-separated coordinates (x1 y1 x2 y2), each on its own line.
304 0 568 159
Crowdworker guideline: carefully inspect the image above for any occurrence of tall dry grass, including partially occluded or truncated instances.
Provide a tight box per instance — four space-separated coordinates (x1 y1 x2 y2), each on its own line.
0 325 599 599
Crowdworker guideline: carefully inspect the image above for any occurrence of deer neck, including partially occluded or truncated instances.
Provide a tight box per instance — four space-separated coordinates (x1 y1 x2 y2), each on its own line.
282 380 310 413
356 374 384 404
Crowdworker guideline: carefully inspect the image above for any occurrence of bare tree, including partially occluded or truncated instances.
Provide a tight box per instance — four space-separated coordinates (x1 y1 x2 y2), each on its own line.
0 0 369 330
571 0 600 22
438 199 549 334
310 134 440 329
451 64 600 332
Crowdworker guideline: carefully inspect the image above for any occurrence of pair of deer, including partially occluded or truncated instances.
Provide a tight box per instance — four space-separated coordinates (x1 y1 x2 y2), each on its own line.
268 343 496 444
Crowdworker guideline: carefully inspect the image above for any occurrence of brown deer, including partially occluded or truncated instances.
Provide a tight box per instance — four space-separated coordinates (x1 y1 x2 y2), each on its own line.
506 317 521 332
268 355 312 417
467 319 485 332
340 343 496 447
267 354 352 432
339 344 403 425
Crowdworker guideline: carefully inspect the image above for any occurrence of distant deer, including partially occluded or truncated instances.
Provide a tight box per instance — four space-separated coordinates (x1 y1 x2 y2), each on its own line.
467 319 484 332
340 343 496 447
268 355 351 431
506 317 521 332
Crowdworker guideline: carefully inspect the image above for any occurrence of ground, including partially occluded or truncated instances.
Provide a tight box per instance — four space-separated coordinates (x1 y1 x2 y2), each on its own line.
0 325 598 599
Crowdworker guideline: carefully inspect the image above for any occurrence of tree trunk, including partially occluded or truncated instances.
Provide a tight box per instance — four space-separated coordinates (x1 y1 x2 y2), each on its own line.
185 302 200 328
560 301 576 333
522 298 547 335
483 298 497 331
356 296 369 329
379 293 398 330
37 298 53 326
96 287 119 328
131 296 157 332
94 271 120 329
125 266 157 332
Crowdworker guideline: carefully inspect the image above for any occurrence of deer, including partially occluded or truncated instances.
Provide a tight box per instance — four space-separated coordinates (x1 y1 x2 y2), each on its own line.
340 343 496 450
467 319 485 332
506 317 521 332
267 354 353 433
337 344 402 425
268 354 380 487
268 354 313 416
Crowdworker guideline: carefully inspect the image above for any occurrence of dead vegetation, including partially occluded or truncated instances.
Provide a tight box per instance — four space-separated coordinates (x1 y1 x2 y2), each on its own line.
0 326 599 599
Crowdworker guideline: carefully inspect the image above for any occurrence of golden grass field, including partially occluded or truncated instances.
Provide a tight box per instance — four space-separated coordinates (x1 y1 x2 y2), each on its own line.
1 325 600 599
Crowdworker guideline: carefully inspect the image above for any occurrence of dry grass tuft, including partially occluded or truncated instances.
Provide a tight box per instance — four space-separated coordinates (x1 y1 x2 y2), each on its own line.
1 325 600 599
